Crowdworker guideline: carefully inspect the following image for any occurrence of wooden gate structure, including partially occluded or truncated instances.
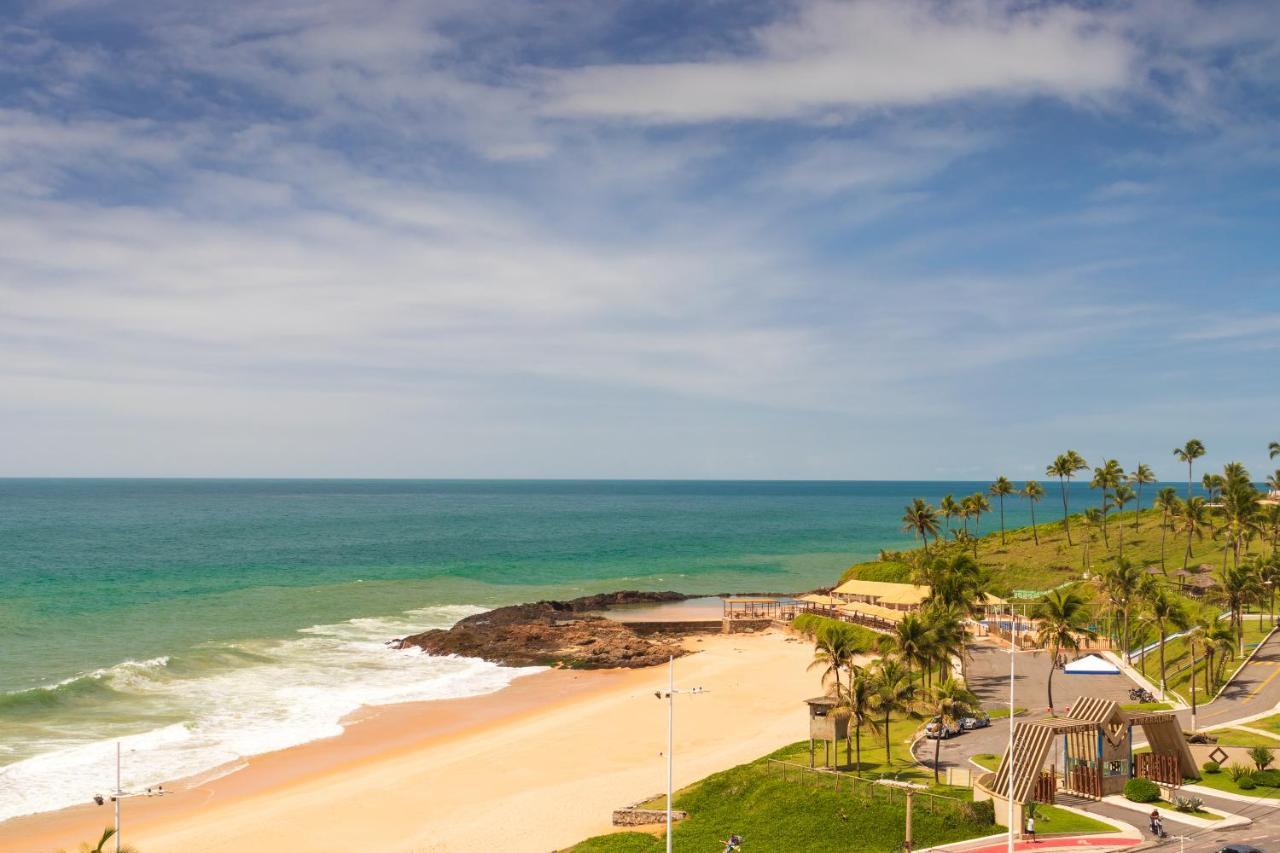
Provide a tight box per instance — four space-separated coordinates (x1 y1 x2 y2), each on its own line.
979 696 1197 818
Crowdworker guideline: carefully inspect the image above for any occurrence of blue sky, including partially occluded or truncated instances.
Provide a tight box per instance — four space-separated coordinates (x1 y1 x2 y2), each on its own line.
2 0 1279 479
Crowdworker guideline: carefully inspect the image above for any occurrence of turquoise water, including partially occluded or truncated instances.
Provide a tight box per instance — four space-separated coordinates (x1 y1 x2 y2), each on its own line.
0 478 1114 818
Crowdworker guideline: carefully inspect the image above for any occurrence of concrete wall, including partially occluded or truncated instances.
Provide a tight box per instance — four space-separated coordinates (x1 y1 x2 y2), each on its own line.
620 620 724 636
973 772 1026 830
1188 743 1277 770
612 807 688 826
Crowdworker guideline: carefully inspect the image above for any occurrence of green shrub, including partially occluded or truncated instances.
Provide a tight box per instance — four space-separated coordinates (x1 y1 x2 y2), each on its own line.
1202 760 1221 774
1228 762 1251 781
962 800 995 825
1239 776 1257 790
1123 778 1160 803
1172 795 1203 813
1249 745 1275 771
1251 769 1280 787
837 560 913 585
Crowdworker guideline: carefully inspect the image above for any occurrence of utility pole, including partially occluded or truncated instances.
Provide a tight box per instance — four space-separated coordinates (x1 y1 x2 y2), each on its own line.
94 742 167 853
903 787 914 853
656 656 706 853
1008 601 1018 853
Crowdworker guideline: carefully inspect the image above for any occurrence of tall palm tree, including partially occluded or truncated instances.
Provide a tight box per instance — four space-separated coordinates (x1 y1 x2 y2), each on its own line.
1129 463 1156 528
1022 480 1045 545
1261 555 1280 622
1217 482 1262 569
969 492 992 536
1203 473 1225 503
1080 507 1102 573
1111 483 1136 559
1174 439 1207 501
1047 451 1089 545
939 494 960 533
1208 623 1236 693
1153 487 1182 569
1143 585 1188 699
1271 441 1280 460
833 664 881 769
901 498 941 553
808 622 858 697
1096 557 1144 663
1033 589 1096 713
1218 561 1262 655
1174 497 1210 572
918 552 987 615
919 678 978 782
893 614 933 686
989 476 1015 545
873 658 915 764
1091 459 1124 546
924 602 969 682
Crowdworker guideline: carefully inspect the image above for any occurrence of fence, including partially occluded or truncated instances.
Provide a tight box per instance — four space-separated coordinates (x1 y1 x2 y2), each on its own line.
764 760 970 816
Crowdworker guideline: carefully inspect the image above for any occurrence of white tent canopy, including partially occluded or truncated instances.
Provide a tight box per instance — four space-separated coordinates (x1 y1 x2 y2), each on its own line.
1063 654 1120 675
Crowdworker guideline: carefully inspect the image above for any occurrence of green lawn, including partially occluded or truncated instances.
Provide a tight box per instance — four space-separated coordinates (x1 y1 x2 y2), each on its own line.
1030 804 1115 834
1133 618 1272 701
971 753 1000 771
1150 798 1221 820
1121 702 1174 712
1195 772 1280 799
1241 713 1280 738
568 740 997 852
1208 728 1280 748
841 509 1277 597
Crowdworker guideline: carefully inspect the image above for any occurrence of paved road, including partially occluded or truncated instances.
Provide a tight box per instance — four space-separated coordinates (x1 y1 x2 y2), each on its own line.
1176 627 1280 729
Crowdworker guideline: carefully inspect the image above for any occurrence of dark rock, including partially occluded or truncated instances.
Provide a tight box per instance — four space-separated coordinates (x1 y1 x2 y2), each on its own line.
396 591 692 669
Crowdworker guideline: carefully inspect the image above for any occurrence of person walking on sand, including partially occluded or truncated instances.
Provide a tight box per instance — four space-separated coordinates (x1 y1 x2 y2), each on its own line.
1025 814 1036 843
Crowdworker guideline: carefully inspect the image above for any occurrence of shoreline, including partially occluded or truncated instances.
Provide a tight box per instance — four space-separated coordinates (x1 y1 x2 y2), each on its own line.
0 629 821 853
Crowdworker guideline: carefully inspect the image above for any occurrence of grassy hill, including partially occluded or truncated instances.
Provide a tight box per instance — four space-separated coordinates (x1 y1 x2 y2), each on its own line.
841 507 1268 597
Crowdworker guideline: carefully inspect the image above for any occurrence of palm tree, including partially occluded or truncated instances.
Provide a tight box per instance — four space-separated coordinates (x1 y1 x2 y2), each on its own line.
894 614 933 686
920 678 978 782
969 492 991 536
1260 556 1280 623
919 552 987 615
808 622 857 697
924 602 969 682
1203 473 1225 503
1111 484 1136 559
989 476 1015 545
1271 441 1279 460
69 828 139 853
939 494 960 533
1217 481 1262 568
1209 623 1236 692
1174 439 1207 501
1143 585 1188 699
1080 507 1102 574
873 658 915 764
1091 459 1124 546
1096 557 1144 663
1174 497 1210 572
1153 487 1181 569
901 498 941 553
833 664 881 769
1047 451 1089 545
1022 480 1045 545
1129 463 1156 528
1032 589 1096 714
1219 562 1263 655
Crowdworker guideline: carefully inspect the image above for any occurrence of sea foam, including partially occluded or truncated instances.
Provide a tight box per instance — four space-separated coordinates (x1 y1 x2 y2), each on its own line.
0 605 541 822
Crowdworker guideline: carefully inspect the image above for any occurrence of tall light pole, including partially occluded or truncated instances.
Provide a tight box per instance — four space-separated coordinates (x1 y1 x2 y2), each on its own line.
1007 602 1020 853
656 655 705 853
94 742 167 853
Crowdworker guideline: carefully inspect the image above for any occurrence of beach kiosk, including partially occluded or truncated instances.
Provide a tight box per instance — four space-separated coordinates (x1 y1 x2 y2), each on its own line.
804 695 848 768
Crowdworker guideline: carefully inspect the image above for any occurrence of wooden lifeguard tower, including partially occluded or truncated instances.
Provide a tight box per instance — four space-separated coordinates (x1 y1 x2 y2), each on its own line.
804 696 848 768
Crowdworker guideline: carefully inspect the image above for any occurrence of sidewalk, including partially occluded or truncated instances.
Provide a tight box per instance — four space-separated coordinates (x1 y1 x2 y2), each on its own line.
922 834 1141 853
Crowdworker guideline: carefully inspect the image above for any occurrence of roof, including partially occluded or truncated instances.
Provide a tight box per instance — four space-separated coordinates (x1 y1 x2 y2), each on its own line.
839 600 906 624
798 593 840 606
831 578 930 605
1185 574 1218 588
804 695 837 706
1063 654 1120 675
981 592 1007 605
723 597 781 604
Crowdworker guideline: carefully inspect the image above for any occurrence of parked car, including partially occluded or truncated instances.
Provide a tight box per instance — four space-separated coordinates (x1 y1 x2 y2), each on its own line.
1217 846 1263 853
960 713 990 730
924 718 961 739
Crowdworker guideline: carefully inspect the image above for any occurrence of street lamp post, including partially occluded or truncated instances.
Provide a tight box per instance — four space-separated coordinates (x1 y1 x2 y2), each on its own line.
94 742 167 853
1007 602 1020 853
655 656 706 853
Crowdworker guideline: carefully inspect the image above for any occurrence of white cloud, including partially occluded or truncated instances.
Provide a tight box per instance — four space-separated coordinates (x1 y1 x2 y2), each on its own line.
541 1 1135 123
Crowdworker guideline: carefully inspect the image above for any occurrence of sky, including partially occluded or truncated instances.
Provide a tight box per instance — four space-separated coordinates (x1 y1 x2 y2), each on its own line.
2 0 1279 480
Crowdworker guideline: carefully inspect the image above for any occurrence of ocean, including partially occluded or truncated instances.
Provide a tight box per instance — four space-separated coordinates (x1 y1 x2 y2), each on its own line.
0 478 1123 820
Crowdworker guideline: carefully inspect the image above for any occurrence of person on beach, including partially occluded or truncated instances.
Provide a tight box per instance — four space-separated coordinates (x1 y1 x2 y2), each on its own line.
1025 814 1036 842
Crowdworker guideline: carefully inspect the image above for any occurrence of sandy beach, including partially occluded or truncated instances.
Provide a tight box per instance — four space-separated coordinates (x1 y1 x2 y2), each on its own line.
0 630 823 853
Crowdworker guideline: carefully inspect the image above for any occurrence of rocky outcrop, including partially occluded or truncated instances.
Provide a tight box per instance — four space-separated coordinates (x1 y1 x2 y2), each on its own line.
393 591 692 669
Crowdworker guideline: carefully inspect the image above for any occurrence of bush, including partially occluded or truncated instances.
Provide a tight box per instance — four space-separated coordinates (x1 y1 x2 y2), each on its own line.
1228 762 1251 781
1172 795 1203 813
1249 745 1275 771
1202 760 1221 774
1239 776 1257 790
962 800 995 825
1123 778 1161 803
1251 769 1280 787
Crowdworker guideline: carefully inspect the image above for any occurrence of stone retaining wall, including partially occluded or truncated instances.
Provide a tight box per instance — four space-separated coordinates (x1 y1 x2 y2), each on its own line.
612 807 688 826
620 620 724 636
